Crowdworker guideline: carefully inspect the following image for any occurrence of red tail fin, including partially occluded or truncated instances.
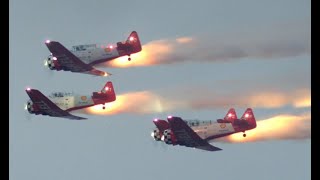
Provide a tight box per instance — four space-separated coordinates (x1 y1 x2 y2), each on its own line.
92 82 116 104
126 31 142 53
224 108 237 123
240 108 256 129
100 81 116 102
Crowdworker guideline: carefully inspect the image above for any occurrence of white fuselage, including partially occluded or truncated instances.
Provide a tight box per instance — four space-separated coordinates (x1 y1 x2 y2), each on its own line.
48 93 94 111
69 44 120 64
185 120 235 139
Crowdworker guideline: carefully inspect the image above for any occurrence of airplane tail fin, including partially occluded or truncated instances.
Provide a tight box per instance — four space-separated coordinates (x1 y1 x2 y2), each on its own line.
126 31 142 53
240 108 257 130
224 108 238 123
100 81 116 102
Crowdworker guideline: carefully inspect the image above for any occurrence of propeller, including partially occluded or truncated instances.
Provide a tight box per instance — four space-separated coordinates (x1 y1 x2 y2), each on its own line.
42 59 54 78
24 103 32 121
149 132 168 151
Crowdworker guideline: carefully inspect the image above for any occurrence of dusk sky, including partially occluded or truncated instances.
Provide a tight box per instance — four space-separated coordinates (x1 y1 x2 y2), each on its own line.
10 0 310 180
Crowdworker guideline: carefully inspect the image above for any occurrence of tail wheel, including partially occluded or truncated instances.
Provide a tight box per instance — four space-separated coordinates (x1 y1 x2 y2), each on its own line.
128 55 131 61
102 106 105 110
243 133 246 137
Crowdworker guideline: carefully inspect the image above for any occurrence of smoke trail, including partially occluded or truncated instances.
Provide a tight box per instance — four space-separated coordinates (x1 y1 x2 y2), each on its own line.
75 88 310 115
75 91 169 115
215 112 311 143
99 24 310 68
187 88 311 109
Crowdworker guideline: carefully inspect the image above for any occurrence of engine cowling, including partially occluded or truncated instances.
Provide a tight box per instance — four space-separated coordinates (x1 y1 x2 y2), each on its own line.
45 56 60 70
151 129 161 141
26 100 35 114
161 129 177 145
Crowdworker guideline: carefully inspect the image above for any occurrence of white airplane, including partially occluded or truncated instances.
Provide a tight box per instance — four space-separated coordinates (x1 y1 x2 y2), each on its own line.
44 31 142 76
25 81 116 120
151 108 257 151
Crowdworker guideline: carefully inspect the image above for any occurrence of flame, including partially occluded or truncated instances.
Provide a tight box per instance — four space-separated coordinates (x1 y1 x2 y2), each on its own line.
176 37 193 44
292 89 311 108
102 38 190 68
78 91 168 115
106 49 151 68
217 112 311 143
97 25 309 68
75 88 310 116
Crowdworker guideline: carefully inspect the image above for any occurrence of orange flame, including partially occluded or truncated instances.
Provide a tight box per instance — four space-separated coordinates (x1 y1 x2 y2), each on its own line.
75 88 310 116
77 91 169 115
101 37 193 68
216 112 311 143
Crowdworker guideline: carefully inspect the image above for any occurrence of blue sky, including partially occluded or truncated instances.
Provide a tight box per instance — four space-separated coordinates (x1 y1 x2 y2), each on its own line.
10 0 310 180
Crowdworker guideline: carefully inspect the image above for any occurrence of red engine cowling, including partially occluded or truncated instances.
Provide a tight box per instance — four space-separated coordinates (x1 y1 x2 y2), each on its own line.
161 129 177 145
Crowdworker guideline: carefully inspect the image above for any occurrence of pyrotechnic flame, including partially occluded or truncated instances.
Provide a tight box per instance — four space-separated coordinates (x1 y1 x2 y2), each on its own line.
176 37 193 44
75 88 310 116
216 112 311 143
98 24 309 68
76 91 172 115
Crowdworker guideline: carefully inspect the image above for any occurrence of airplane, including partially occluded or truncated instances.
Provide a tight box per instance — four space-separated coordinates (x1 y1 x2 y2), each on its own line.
151 108 257 151
44 31 142 76
24 81 116 120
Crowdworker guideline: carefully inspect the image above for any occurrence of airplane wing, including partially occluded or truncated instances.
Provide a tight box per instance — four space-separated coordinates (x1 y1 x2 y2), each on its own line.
45 41 111 76
153 119 170 132
26 89 87 120
168 117 222 151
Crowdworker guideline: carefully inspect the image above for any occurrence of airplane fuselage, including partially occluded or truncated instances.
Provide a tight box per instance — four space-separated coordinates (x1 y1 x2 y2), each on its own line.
70 44 121 66
185 120 236 140
48 93 95 112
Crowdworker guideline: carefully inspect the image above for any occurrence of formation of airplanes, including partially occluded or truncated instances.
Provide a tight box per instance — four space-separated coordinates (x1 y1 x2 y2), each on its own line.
25 30 258 151
151 108 257 151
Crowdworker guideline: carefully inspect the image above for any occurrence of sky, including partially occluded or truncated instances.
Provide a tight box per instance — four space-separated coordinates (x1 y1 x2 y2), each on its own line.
10 0 310 180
